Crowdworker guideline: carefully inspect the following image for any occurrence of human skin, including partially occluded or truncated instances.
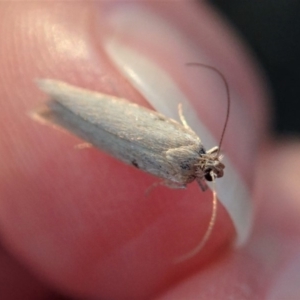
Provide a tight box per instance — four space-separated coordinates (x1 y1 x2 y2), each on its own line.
1 1 300 300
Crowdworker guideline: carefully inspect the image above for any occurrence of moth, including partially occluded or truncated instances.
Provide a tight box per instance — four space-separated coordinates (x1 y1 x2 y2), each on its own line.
33 77 226 191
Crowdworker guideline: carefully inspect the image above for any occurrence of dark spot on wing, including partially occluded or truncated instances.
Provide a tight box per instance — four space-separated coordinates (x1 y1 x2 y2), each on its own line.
132 160 139 168
180 162 191 170
198 147 206 155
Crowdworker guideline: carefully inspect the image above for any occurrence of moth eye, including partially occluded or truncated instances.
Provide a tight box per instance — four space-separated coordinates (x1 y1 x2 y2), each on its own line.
204 168 224 181
204 171 213 181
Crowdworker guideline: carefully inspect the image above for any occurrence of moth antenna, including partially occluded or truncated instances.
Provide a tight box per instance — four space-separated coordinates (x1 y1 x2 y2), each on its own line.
174 178 218 263
186 63 230 156
173 63 229 263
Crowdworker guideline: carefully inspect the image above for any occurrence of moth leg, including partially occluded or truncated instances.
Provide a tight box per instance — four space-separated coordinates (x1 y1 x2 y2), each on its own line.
196 177 208 192
74 142 92 150
145 180 186 196
206 146 219 155
145 181 163 196
164 180 187 189
178 103 192 131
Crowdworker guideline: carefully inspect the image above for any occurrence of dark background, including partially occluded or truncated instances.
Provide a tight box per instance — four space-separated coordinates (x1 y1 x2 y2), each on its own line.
208 0 300 135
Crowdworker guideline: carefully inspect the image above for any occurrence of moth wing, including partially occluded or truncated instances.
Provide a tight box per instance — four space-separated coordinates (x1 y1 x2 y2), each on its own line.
37 79 202 153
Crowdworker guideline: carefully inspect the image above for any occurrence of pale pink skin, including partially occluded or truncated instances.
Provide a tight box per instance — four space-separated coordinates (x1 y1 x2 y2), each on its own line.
1 2 300 300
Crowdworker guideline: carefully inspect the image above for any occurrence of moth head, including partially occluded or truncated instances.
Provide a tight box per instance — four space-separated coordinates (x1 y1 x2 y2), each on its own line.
203 161 225 181
197 146 225 182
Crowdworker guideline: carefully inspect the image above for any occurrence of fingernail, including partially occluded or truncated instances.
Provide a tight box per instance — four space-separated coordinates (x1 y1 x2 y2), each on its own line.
96 4 253 246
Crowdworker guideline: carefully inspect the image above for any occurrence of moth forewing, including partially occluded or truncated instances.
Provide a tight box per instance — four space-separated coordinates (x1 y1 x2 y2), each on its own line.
36 79 213 188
